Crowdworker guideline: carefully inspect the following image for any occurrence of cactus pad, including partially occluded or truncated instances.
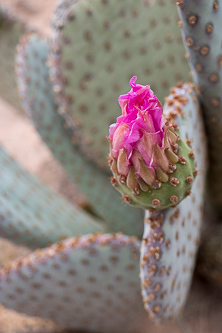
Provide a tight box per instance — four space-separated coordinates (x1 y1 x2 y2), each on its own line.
0 146 104 249
50 0 190 169
177 0 222 214
15 33 144 237
140 83 207 320
0 233 147 333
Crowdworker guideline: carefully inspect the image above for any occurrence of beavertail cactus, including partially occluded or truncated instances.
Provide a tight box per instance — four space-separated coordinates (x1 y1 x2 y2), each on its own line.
50 0 190 169
140 83 207 320
0 0 219 331
108 80 207 320
15 33 143 237
0 146 104 249
0 233 147 333
108 77 196 209
176 0 222 214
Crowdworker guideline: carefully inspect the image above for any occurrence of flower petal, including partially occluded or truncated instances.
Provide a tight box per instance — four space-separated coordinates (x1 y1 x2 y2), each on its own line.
135 131 160 166
109 77 168 178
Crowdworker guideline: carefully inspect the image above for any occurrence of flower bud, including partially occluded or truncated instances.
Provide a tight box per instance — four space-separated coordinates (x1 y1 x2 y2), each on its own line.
108 77 196 209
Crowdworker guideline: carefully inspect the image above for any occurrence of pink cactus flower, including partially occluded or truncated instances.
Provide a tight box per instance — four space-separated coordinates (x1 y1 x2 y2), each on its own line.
108 76 178 191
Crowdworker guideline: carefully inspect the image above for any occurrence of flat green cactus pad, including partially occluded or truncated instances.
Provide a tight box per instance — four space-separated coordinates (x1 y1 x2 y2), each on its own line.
16 33 144 237
0 146 104 249
177 0 222 214
0 233 147 333
50 0 190 169
0 8 25 109
140 83 207 320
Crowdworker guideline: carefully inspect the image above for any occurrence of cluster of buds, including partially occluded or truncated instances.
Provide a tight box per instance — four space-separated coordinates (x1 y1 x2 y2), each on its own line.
108 77 196 209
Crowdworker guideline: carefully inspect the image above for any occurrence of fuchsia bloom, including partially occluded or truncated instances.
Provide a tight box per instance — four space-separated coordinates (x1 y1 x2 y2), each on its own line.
108 78 196 209
110 76 163 161
108 76 175 190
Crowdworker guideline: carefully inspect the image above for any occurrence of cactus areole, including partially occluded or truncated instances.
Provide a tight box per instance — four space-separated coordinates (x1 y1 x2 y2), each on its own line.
108 77 196 209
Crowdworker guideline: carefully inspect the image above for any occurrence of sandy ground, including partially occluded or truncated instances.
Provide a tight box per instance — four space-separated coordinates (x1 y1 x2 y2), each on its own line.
1 0 222 332
0 0 56 35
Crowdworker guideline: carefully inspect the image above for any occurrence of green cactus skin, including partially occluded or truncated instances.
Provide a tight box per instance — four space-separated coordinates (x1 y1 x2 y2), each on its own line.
110 129 195 210
15 33 144 237
50 0 190 169
0 7 26 110
176 0 222 215
0 233 147 333
0 146 104 249
140 83 207 320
